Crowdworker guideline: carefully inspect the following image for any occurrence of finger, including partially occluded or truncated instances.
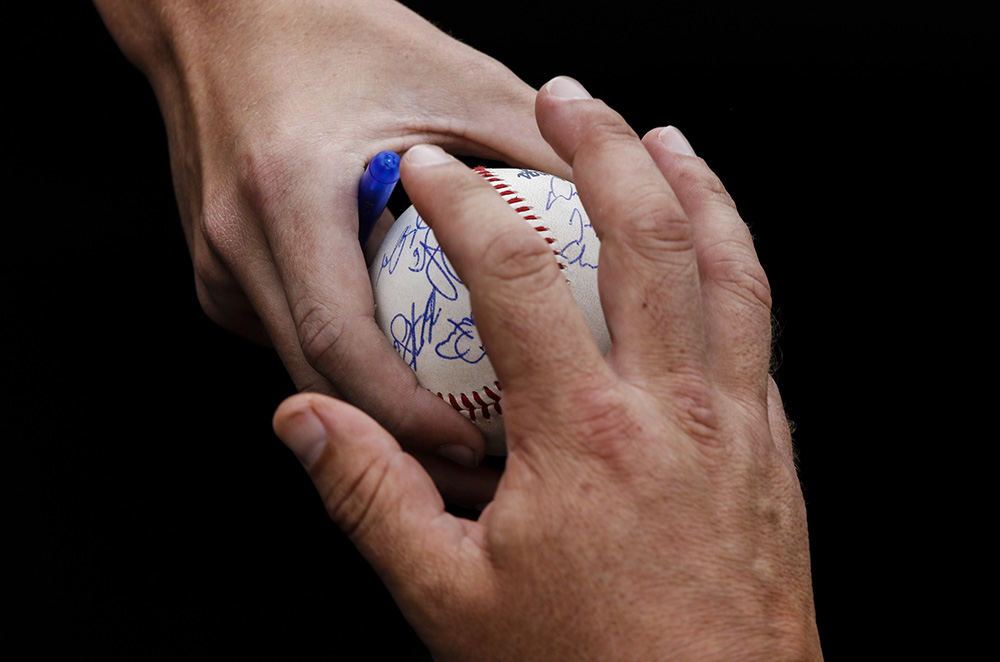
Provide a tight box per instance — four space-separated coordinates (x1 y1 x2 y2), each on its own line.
258 286 503 509
201 194 500 502
273 393 479 603
196 192 340 386
399 144 611 441
413 452 500 507
643 127 773 398
534 77 707 381
250 162 488 464
191 236 271 345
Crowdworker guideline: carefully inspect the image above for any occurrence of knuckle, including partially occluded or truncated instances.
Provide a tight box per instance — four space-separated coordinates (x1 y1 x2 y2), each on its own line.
237 140 290 212
702 241 773 311
675 158 738 211
199 195 244 264
576 109 641 155
193 268 264 342
629 186 695 249
608 189 695 264
193 273 228 327
564 383 641 462
320 452 396 541
480 226 561 289
294 302 351 375
233 128 322 218
191 235 231 290
191 243 244 327
666 368 725 449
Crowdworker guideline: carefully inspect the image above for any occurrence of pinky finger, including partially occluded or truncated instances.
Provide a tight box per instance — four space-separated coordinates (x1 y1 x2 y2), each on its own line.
643 126 773 399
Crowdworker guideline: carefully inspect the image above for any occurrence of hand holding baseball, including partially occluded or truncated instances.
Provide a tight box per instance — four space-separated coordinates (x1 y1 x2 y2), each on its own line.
94 0 569 505
274 77 821 659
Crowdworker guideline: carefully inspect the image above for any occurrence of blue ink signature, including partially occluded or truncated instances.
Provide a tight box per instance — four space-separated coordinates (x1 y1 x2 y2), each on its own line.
435 316 486 364
389 290 443 371
560 207 598 270
374 214 463 301
541 175 598 270
545 174 579 210
378 214 489 371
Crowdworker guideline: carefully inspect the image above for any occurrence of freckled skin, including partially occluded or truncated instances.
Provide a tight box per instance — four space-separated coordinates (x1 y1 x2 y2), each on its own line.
274 81 820 660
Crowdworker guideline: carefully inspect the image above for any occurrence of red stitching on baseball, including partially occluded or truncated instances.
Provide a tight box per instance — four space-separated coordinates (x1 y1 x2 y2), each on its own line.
438 381 503 421
451 166 570 421
475 167 545 226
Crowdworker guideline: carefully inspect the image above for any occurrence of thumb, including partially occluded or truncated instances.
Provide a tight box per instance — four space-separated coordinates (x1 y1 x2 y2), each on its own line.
273 393 465 586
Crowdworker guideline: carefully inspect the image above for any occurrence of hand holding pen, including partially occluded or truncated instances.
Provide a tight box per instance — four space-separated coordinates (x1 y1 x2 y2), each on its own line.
94 0 570 505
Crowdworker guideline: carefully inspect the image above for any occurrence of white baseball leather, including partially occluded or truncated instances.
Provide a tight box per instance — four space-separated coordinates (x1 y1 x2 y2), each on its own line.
369 167 610 455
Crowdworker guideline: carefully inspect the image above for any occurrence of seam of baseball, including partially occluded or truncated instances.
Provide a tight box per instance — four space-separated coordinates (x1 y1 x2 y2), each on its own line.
473 166 569 272
436 381 503 421
433 168 570 424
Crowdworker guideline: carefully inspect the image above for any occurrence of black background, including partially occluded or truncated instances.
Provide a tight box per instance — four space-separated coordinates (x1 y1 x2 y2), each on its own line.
5 1 989 658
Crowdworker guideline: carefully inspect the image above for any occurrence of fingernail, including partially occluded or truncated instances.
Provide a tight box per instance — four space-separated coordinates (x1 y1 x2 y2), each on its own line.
657 126 696 156
278 406 328 468
405 144 453 166
437 444 479 468
545 76 592 100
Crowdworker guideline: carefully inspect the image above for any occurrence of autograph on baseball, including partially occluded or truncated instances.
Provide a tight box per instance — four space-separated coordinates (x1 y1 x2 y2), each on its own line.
369 168 607 453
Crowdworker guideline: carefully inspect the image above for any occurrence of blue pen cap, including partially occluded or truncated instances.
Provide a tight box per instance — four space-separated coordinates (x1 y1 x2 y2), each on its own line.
367 150 401 184
358 150 401 243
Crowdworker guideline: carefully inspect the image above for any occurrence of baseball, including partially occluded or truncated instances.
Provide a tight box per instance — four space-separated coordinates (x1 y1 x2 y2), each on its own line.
368 167 610 455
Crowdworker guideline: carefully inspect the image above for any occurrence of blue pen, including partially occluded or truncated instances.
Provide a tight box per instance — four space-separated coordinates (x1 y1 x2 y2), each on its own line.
357 150 400 245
